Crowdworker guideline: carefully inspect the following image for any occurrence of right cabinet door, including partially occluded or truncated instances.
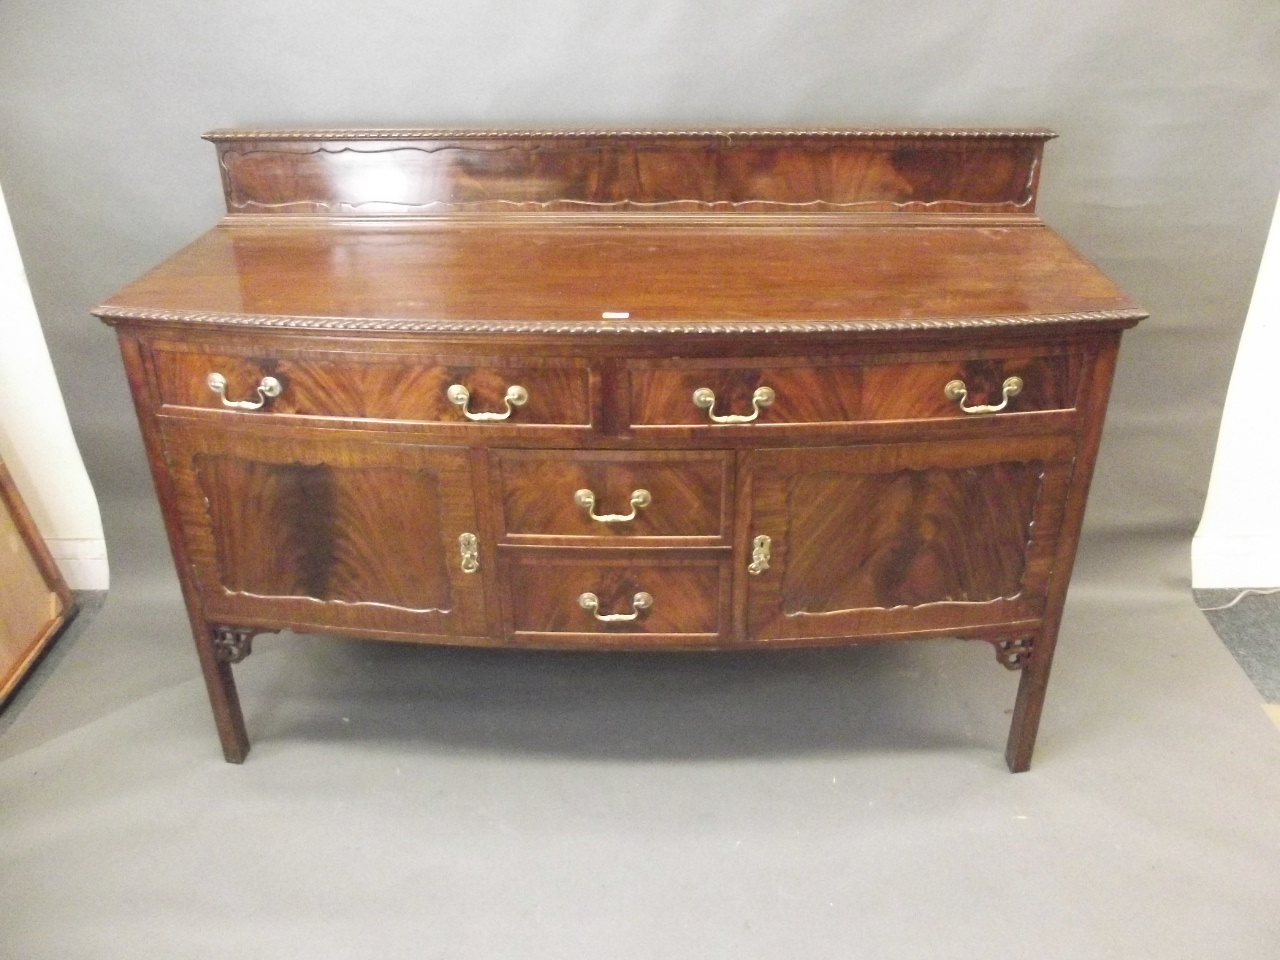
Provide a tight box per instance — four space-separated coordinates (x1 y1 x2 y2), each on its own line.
742 435 1077 641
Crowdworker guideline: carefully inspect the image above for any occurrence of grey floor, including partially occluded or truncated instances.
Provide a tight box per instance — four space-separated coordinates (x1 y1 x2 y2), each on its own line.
3 538 1280 959
1194 589 1280 704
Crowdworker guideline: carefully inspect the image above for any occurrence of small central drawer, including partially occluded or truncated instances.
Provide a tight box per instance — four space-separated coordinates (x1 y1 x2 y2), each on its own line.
502 550 728 642
492 450 731 542
149 343 593 427
626 351 1079 429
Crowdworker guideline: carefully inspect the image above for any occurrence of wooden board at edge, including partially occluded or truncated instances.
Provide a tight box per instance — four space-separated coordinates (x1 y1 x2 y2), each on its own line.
0 456 75 704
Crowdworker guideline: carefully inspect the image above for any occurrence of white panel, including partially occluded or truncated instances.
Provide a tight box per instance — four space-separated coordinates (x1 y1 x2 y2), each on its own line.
45 539 111 590
1193 189 1280 588
0 181 109 588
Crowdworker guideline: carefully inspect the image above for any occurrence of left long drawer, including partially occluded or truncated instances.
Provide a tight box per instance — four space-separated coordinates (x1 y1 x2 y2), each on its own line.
147 340 594 429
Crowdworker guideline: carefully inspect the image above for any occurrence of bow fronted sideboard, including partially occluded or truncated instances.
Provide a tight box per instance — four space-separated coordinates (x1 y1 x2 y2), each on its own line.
96 128 1144 769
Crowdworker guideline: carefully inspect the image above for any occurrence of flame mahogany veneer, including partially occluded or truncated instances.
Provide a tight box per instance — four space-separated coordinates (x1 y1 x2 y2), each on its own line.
96 129 1144 770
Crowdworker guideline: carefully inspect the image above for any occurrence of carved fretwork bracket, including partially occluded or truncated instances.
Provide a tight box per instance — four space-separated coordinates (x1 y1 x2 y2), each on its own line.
989 637 1035 671
211 626 259 664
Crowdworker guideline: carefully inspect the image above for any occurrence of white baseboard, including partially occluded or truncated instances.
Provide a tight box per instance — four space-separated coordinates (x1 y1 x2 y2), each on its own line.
1191 534 1280 589
45 538 110 590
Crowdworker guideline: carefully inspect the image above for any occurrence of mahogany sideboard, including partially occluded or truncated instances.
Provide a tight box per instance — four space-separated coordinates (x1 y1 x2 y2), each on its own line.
96 128 1145 770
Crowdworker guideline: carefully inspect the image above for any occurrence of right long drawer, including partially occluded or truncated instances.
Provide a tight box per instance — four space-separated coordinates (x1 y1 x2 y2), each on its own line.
626 347 1081 429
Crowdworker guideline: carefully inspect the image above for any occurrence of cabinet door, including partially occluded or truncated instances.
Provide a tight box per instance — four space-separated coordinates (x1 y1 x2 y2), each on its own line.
742 436 1076 641
160 423 487 639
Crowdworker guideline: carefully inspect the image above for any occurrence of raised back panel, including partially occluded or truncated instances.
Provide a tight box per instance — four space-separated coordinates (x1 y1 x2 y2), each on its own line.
205 129 1054 217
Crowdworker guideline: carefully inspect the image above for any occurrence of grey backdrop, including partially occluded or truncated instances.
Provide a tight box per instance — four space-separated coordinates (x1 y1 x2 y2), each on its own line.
2 2 1280 957
1 0 1278 589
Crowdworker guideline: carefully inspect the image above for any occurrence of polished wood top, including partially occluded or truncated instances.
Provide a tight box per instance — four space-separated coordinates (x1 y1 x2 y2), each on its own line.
97 219 1142 335
95 129 1144 336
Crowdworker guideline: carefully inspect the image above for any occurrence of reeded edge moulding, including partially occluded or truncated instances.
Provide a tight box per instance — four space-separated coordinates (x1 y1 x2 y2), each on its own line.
203 127 1059 142
93 305 1147 335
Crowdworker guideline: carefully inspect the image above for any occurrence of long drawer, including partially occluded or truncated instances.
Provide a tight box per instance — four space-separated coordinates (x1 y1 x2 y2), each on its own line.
149 342 593 427
627 349 1081 429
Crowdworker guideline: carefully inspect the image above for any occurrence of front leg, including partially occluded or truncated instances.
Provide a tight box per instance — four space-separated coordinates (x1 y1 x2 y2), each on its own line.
979 632 1047 771
994 629 1054 773
195 624 272 763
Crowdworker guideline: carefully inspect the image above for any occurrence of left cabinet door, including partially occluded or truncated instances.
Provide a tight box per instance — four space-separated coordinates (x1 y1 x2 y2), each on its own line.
159 422 488 640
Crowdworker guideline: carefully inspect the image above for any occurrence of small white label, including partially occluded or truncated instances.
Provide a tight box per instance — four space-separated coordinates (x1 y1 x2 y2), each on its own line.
602 311 630 319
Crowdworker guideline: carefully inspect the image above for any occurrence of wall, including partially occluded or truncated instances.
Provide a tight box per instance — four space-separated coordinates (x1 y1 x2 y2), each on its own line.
0 0 1277 603
1193 191 1280 588
0 182 107 589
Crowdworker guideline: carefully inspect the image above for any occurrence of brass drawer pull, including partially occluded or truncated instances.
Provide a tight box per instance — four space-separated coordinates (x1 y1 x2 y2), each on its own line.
207 372 282 410
447 383 529 421
579 591 653 622
573 488 651 524
458 533 480 573
748 534 771 575
944 376 1023 415
692 385 774 423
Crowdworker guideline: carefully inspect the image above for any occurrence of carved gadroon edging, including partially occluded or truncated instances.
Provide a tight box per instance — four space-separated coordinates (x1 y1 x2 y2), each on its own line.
93 306 1148 337
204 127 1058 142
211 626 257 664
989 637 1035 670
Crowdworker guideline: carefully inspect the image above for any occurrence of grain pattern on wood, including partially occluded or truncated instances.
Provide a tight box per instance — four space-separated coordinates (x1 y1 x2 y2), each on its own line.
150 344 592 425
195 455 453 611
1005 334 1122 771
861 353 1079 419
206 131 1051 216
628 351 1078 428
95 221 1140 331
116 331 255 762
743 436 1075 640
502 549 727 638
780 462 1045 612
493 450 731 541
162 423 487 636
630 363 862 426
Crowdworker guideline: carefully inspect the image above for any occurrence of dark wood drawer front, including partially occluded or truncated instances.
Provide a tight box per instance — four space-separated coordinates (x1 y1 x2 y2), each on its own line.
493 451 731 541
504 553 726 639
861 354 1078 420
151 346 592 426
628 353 1076 428
630 364 861 427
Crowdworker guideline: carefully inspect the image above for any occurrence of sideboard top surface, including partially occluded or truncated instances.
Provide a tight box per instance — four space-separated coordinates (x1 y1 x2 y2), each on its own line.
97 220 1143 335
95 129 1145 336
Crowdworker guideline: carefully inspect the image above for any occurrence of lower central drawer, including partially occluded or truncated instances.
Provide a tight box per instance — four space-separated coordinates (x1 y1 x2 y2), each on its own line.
501 549 730 643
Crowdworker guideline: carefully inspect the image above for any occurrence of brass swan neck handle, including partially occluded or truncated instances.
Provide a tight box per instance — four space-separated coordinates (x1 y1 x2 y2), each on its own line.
207 372 282 410
944 376 1022 415
692 385 774 423
573 488 652 524
579 591 653 622
447 383 529 421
